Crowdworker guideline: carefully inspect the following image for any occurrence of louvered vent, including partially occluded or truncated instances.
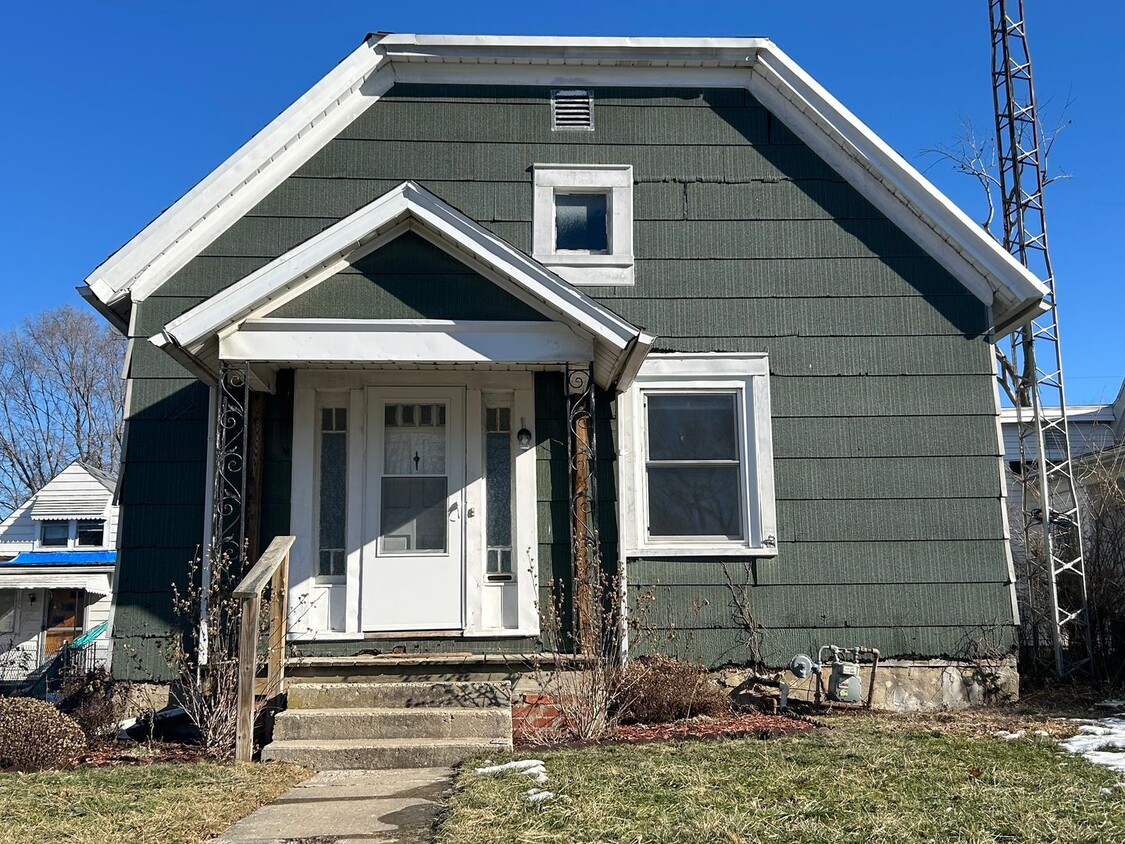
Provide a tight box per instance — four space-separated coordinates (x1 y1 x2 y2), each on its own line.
552 89 594 131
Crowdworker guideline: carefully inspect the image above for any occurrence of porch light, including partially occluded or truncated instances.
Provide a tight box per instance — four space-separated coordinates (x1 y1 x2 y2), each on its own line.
517 422 533 451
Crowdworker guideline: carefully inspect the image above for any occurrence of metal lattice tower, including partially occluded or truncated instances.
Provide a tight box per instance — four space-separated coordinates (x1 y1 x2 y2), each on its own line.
990 0 1091 677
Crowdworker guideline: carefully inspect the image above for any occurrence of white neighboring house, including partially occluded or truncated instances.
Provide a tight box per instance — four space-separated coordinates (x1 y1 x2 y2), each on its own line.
0 462 118 685
1000 379 1125 563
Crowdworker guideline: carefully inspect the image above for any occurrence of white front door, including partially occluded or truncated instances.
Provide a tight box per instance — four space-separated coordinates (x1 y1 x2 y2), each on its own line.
361 386 465 631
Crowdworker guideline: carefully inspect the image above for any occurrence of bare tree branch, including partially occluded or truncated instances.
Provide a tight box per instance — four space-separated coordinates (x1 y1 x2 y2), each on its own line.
0 304 125 514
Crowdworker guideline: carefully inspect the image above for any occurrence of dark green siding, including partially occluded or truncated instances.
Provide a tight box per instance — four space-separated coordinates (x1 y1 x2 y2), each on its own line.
112 337 209 680
112 82 1014 671
269 231 547 321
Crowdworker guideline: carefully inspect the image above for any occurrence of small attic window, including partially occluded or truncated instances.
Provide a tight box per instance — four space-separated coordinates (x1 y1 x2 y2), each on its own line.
552 90 594 131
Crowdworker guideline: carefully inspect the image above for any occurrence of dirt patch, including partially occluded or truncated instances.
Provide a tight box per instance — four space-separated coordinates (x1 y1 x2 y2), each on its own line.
516 711 817 748
79 740 216 767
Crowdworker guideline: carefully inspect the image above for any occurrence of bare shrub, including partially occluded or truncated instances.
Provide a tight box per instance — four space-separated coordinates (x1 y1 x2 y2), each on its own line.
0 697 86 771
166 547 260 754
619 655 730 725
1079 448 1125 682
529 566 642 742
58 666 129 741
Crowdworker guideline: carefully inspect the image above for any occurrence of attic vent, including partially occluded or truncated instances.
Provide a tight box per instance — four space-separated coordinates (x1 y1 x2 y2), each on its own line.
552 89 594 131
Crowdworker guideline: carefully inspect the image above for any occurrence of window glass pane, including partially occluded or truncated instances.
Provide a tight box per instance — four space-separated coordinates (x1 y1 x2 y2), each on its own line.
381 478 447 552
648 394 738 461
486 431 513 572
555 193 608 252
0 591 15 634
76 520 104 547
648 466 742 538
318 407 347 577
40 522 68 547
384 404 446 475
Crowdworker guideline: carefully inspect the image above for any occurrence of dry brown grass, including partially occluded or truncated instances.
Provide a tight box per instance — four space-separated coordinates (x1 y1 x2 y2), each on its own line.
0 761 308 844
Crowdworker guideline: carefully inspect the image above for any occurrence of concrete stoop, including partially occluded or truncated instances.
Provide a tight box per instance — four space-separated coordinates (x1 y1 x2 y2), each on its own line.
261 681 513 770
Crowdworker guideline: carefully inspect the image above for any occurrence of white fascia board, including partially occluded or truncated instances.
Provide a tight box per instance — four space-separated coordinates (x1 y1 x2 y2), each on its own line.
159 181 641 357
86 38 392 307
219 319 593 365
748 48 1048 334
377 34 770 64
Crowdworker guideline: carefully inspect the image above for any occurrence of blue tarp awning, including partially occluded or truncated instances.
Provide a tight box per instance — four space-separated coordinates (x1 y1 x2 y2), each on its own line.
1 551 116 566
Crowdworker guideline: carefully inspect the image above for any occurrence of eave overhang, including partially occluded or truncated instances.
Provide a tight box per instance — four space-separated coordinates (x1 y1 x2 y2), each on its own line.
84 34 1048 340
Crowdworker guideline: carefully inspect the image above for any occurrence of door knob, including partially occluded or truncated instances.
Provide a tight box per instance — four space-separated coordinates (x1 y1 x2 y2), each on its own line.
467 507 476 517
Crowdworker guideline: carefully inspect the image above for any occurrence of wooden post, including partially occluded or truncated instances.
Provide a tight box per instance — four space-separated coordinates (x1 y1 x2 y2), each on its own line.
573 411 592 653
266 549 289 696
232 534 296 763
235 593 260 763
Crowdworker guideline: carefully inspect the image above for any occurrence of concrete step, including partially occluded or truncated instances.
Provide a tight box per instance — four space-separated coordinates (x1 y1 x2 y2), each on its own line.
261 737 509 770
273 706 512 741
286 681 511 710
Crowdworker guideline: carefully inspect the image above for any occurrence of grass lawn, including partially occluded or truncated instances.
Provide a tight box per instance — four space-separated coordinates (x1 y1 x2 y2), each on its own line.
436 716 1125 844
0 761 308 844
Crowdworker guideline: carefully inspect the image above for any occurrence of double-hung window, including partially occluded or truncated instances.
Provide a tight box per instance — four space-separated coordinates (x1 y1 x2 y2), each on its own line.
623 353 777 556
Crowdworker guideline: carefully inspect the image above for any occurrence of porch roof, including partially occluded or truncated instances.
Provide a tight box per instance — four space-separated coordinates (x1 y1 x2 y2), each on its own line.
153 181 654 391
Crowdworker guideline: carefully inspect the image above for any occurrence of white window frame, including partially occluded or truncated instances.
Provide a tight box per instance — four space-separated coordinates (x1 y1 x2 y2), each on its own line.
0 590 17 635
532 164 634 286
621 353 777 557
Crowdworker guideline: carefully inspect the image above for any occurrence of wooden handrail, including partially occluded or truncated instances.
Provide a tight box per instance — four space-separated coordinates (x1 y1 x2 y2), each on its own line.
233 534 295 763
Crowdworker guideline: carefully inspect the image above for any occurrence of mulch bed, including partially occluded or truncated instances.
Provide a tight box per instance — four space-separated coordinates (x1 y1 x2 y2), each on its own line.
516 711 819 748
80 740 215 768
611 712 818 743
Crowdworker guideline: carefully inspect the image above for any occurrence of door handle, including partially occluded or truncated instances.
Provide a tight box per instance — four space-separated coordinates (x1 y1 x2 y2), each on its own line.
467 507 476 518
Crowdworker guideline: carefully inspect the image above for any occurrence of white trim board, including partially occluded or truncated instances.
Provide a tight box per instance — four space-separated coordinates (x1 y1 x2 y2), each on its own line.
82 35 1047 337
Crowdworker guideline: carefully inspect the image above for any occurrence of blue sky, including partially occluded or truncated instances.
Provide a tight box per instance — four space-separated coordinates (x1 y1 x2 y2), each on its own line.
1 1 1119 403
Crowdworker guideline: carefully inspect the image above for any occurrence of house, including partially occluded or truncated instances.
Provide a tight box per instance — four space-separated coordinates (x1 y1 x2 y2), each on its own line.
81 34 1050 731
1000 379 1125 664
0 462 118 686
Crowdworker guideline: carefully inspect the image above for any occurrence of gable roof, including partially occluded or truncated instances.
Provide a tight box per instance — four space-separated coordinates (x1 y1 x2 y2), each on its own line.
154 180 654 389
82 34 1048 338
0 462 116 533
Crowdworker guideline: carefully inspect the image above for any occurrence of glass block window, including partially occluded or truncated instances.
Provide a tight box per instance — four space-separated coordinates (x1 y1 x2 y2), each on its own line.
485 406 514 575
39 522 69 547
76 520 105 547
554 193 609 252
317 407 348 577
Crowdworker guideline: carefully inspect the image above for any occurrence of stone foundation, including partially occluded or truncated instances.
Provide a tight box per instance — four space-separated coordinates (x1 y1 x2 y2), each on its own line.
720 656 1019 712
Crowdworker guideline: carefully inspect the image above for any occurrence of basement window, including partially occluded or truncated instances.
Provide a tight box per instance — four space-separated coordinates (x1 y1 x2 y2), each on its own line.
532 164 634 286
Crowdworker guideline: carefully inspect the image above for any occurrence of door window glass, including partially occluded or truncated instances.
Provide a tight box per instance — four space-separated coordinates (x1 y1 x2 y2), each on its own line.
381 403 448 553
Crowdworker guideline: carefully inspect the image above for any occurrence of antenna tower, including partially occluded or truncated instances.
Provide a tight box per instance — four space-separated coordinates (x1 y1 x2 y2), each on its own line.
990 0 1091 677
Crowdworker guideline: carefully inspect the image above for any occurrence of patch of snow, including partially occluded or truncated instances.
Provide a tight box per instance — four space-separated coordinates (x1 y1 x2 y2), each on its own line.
473 759 545 775
993 730 1025 740
1034 730 1050 737
1060 718 1125 777
520 764 548 783
1095 700 1125 710
526 788 556 803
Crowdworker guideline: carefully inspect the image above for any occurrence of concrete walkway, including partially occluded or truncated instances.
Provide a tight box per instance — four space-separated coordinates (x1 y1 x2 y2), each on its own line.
214 767 453 844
